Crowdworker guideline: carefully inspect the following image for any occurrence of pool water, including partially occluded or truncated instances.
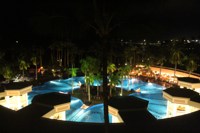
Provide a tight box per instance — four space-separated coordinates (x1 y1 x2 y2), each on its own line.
28 77 167 123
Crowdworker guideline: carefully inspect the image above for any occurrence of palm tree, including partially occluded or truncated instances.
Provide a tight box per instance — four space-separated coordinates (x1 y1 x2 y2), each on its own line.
48 44 54 62
85 73 94 102
124 63 132 91
94 73 102 97
108 74 120 96
80 57 91 92
30 56 39 80
84 1 120 131
170 45 184 82
38 47 44 67
117 67 126 96
106 62 116 74
68 66 79 94
18 57 30 82
183 54 198 77
144 54 155 78
156 55 166 78
1 63 13 83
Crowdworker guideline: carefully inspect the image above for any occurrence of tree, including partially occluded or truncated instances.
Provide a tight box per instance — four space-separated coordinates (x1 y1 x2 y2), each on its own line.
38 47 44 67
1 63 13 83
68 66 79 94
124 63 132 91
117 67 126 96
169 43 184 83
156 55 166 78
108 74 120 96
183 54 198 77
85 73 94 102
18 56 30 82
80 57 91 92
94 73 102 97
144 55 155 78
86 1 120 130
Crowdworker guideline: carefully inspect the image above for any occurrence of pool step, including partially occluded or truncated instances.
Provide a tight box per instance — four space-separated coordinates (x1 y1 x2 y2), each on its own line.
66 109 82 121
69 109 85 121
73 110 92 122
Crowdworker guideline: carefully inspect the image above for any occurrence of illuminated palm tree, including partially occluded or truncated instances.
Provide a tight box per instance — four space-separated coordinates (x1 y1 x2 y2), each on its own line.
30 56 38 80
117 67 126 96
69 66 79 94
94 73 102 97
124 63 132 91
1 63 13 83
85 73 94 102
18 56 30 82
170 45 184 82
84 1 120 131
108 74 120 96
156 55 166 78
183 54 198 77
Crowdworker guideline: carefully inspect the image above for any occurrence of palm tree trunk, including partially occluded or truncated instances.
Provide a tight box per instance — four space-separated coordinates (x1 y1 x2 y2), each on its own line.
160 65 162 78
134 52 135 67
7 78 10 83
88 85 90 102
110 85 112 97
51 50 53 62
64 47 66 67
102 37 109 132
121 78 123 96
85 73 87 92
67 45 69 67
174 61 177 83
127 75 129 91
23 68 24 82
189 71 191 77
57 50 58 61
72 74 73 94
36 61 37 80
97 82 99 97
59 51 61 66
40 53 42 67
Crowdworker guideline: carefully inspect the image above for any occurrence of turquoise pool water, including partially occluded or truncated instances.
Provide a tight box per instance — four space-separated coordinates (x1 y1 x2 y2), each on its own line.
28 77 167 123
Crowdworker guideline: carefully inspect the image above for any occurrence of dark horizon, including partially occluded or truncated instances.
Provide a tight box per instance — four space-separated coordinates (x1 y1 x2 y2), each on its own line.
0 0 200 48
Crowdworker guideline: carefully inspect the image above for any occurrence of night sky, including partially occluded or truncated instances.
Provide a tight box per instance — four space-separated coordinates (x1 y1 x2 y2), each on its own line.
0 0 200 47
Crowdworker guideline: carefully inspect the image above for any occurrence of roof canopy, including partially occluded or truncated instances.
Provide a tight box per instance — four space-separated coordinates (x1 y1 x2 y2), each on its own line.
178 77 200 83
163 88 199 98
0 82 32 90
108 96 156 124
32 92 71 108
108 96 149 111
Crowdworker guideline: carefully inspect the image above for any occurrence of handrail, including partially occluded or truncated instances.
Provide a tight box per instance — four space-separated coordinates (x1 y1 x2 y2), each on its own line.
151 66 200 77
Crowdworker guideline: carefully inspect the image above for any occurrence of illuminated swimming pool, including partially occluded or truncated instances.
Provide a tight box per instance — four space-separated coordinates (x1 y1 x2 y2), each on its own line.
28 77 167 123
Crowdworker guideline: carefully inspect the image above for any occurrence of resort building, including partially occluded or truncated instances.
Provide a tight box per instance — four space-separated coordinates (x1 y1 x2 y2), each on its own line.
178 77 200 93
0 82 32 110
31 92 71 120
163 88 200 118
108 96 156 123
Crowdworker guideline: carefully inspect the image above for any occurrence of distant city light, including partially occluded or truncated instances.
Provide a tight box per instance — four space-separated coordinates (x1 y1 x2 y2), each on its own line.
16 41 18 43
